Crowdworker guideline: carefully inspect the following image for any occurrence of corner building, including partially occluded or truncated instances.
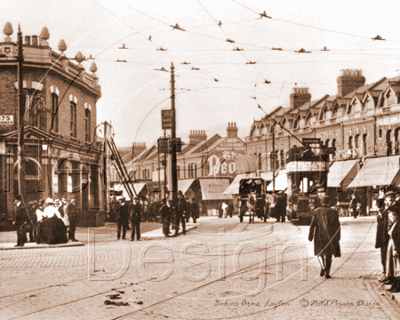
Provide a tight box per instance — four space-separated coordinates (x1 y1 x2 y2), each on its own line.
0 23 105 223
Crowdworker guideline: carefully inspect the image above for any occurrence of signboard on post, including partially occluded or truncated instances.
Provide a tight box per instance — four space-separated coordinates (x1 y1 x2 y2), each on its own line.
161 110 173 129
158 138 169 154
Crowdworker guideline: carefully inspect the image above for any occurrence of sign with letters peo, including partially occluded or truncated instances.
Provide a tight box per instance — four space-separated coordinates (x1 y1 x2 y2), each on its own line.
208 137 246 177
161 109 173 129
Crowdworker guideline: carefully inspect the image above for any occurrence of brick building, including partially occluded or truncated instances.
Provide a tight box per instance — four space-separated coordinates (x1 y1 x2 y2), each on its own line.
0 23 104 222
123 123 253 216
246 69 400 212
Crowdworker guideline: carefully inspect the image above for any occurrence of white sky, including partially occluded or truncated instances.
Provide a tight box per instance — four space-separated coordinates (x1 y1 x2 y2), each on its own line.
3 0 400 147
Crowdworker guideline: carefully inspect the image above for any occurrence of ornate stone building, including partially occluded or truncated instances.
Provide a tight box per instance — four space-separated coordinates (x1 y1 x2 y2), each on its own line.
0 22 104 222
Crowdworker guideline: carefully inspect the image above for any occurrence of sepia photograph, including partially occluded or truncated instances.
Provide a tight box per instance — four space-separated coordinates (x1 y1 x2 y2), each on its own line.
1 0 400 319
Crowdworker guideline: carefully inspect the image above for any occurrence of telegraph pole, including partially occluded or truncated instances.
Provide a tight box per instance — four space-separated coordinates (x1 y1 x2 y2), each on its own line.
17 24 25 198
170 62 177 215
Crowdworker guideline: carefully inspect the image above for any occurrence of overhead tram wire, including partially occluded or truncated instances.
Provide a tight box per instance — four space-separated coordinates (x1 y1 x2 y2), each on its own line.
196 0 266 82
230 0 374 41
91 0 182 63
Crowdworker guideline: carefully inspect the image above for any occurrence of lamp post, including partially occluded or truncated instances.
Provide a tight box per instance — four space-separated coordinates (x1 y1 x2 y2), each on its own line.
17 24 25 199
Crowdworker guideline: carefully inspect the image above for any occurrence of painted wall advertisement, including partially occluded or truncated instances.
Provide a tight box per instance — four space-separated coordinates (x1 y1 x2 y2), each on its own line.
207 138 246 177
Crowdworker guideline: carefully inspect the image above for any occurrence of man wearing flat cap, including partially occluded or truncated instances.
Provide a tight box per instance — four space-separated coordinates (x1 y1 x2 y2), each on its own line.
377 190 396 281
308 195 341 279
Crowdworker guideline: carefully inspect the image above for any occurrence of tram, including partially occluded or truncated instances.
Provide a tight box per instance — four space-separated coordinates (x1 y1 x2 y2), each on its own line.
285 138 334 224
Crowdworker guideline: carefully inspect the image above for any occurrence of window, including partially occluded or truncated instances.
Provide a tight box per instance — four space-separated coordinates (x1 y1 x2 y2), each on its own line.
355 134 359 149
142 168 150 180
70 102 77 137
29 96 46 130
51 93 59 132
348 136 353 149
188 163 197 178
280 150 284 168
347 104 352 115
85 109 91 142
176 165 181 179
362 134 367 156
293 117 300 129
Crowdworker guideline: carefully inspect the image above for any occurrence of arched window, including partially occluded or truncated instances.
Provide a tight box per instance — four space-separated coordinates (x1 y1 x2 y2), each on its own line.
70 102 77 138
348 136 353 149
293 116 300 129
362 134 368 156
85 108 91 142
29 96 46 130
51 93 59 132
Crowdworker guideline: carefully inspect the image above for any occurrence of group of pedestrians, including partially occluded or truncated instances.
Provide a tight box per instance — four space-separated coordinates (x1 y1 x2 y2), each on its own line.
13 195 78 247
159 191 200 237
376 190 400 292
113 196 142 241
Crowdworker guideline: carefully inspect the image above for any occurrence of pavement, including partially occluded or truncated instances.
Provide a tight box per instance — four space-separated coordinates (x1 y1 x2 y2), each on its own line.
0 220 198 249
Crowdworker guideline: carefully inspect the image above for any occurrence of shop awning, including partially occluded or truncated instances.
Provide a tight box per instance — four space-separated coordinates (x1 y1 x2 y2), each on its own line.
114 182 147 199
347 156 400 188
133 183 147 196
222 174 248 195
327 160 359 188
222 172 274 195
267 170 287 192
199 178 232 200
178 179 196 195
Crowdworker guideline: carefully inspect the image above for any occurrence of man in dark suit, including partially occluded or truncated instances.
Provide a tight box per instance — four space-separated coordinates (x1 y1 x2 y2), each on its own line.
174 191 187 236
159 198 171 236
275 192 287 222
308 195 341 279
13 195 27 247
192 199 200 222
130 197 142 241
117 197 130 240
377 191 395 280
66 197 78 242
384 205 400 291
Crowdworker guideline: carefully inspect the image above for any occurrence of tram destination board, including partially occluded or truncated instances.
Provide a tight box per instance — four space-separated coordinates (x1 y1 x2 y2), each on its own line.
302 138 321 148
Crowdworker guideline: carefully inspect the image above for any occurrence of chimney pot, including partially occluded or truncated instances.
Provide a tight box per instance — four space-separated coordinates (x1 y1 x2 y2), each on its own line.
24 35 31 45
31 35 38 46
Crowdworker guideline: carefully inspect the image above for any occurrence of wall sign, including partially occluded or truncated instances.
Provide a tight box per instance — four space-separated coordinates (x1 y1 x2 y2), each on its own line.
0 115 13 125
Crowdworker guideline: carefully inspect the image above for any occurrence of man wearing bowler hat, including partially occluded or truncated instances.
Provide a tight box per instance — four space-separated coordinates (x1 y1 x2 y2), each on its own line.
308 195 341 279
117 197 130 240
130 197 142 241
13 195 27 247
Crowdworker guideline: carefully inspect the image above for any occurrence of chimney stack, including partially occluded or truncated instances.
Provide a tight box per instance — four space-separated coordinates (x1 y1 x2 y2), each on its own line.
188 130 207 146
226 122 238 138
132 142 146 159
337 69 365 97
290 87 311 110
